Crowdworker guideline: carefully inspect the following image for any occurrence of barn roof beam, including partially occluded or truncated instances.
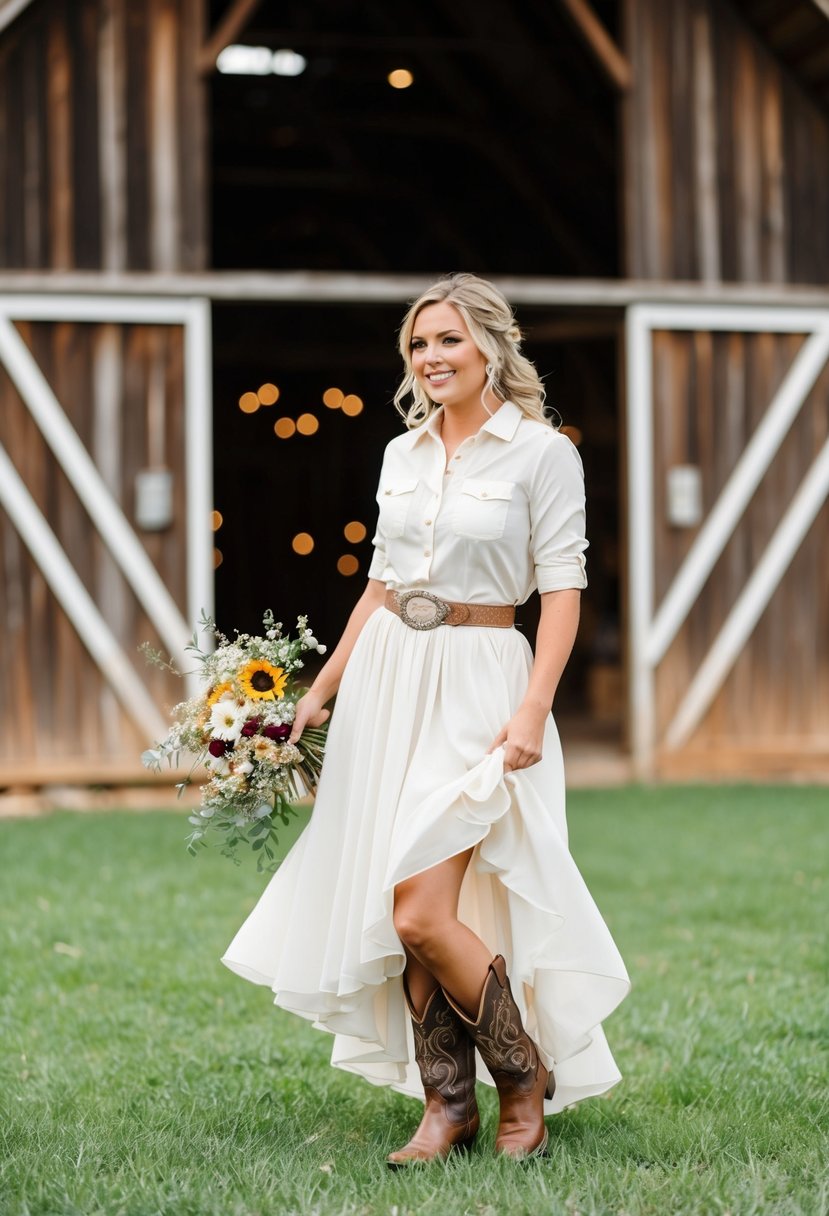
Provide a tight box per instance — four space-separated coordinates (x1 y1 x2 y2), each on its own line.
0 0 35 37
554 0 633 91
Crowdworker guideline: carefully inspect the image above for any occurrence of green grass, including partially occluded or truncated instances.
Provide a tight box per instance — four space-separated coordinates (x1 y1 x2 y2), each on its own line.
1 785 827 1216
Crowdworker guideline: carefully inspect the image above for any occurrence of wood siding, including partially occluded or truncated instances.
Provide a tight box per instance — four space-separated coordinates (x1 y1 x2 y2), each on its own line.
0 320 190 776
623 0 829 284
0 0 207 271
649 327 829 774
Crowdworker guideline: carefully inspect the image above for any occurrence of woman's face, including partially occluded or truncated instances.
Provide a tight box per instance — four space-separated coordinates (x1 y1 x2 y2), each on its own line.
409 301 488 408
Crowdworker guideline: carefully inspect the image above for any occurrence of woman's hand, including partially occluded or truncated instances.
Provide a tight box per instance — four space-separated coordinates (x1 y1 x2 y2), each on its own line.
289 689 331 745
486 702 549 773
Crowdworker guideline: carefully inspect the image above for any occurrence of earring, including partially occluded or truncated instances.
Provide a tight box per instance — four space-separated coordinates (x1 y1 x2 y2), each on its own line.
486 362 494 376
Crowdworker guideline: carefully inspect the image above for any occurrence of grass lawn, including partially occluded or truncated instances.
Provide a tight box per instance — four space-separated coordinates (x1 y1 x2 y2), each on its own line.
1 785 827 1216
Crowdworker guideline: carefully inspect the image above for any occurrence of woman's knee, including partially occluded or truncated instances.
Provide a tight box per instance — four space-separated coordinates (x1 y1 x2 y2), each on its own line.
392 898 447 954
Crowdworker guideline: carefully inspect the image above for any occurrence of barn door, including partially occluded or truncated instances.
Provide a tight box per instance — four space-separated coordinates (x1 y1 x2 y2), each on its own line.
0 295 212 779
625 303 829 777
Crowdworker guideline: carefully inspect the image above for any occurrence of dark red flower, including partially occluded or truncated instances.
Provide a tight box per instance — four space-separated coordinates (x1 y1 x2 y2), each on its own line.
263 723 291 741
208 738 228 757
241 717 262 737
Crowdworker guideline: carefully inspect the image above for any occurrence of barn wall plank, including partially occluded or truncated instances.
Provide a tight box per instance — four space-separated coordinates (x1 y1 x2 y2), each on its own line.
0 318 190 769
0 0 207 273
625 0 829 284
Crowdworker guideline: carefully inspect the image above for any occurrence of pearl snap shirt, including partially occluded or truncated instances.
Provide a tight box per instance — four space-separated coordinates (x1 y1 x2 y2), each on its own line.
367 400 588 604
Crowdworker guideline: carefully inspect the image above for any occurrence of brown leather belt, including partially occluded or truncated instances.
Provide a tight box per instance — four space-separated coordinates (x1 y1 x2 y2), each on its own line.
385 589 515 630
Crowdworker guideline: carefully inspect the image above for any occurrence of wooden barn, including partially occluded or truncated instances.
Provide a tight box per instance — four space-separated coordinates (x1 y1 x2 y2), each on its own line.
1 0 828 790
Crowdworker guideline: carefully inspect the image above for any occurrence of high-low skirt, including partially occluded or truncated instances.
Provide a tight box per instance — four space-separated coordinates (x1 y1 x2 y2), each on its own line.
221 605 631 1114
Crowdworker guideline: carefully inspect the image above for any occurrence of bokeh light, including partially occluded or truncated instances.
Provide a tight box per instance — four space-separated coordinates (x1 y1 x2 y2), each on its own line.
292 533 315 555
239 391 259 413
341 394 364 416
213 548 223 568
274 417 297 438
344 521 367 543
211 509 223 531
337 554 359 576
388 69 414 89
257 383 280 406
323 387 344 409
297 413 320 435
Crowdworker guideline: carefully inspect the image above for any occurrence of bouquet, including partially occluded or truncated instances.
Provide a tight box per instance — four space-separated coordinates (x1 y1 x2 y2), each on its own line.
141 609 328 871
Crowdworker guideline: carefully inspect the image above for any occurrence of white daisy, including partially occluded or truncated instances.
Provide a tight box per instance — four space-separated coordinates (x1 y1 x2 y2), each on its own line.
209 701 247 742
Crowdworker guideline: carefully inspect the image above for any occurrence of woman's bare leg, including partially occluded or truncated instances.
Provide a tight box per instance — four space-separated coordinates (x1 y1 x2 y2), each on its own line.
394 848 492 1015
402 948 440 1013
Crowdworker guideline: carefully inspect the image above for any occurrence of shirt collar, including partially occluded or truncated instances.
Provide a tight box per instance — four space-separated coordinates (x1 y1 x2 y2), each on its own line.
402 399 524 448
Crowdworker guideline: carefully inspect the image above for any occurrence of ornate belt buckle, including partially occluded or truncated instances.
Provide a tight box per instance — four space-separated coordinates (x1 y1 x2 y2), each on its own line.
396 589 450 631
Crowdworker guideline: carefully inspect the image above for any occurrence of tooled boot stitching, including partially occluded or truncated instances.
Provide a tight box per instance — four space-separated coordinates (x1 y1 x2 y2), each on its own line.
473 980 543 1095
443 956 554 1157
386 984 479 1166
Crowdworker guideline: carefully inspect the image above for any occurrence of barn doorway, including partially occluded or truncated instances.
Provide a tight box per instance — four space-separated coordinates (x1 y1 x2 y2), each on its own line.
207 0 626 751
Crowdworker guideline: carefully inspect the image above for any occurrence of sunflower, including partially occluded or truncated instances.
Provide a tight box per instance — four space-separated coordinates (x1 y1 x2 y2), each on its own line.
207 681 234 706
239 658 287 700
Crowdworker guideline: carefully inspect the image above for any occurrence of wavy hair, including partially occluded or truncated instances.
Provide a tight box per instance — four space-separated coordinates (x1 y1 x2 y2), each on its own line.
393 272 559 430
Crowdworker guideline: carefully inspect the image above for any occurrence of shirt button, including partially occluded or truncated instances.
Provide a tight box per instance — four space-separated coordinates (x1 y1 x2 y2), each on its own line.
424 548 431 556
424 519 432 525
453 454 461 460
384 489 391 495
481 491 488 498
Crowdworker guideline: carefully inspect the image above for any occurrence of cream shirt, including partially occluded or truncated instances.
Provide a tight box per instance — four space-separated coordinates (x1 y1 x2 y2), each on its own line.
367 399 588 605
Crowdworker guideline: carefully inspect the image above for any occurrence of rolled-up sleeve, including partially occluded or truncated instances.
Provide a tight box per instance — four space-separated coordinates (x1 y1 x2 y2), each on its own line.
529 432 588 593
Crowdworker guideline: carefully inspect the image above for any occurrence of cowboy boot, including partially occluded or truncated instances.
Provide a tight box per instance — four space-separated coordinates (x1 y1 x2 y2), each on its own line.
444 955 555 1160
386 980 480 1167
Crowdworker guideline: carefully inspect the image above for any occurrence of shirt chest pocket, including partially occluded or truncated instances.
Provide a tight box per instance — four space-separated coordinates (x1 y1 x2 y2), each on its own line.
379 478 418 538
452 478 515 541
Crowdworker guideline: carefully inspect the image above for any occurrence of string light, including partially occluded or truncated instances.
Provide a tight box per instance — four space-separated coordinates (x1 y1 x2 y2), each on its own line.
323 388 344 409
292 533 315 555
297 413 319 435
344 521 367 543
211 510 223 531
341 394 363 416
388 68 414 89
272 49 307 76
257 383 280 406
213 548 224 568
337 554 359 576
274 417 296 438
239 391 259 413
217 45 307 76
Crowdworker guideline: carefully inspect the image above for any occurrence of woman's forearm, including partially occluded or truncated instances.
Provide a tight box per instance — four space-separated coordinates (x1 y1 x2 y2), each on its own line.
522 589 581 714
309 579 387 703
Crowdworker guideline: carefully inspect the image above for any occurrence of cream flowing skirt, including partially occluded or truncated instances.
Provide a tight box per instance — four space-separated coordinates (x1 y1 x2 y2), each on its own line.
221 605 631 1113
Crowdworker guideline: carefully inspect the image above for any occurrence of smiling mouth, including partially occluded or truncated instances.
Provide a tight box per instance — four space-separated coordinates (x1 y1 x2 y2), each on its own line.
426 371 455 383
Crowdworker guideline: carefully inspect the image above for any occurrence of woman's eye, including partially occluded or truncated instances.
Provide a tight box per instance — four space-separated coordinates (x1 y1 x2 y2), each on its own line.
443 337 460 344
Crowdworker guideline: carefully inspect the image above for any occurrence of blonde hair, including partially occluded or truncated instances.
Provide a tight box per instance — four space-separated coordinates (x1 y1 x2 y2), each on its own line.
393 272 559 430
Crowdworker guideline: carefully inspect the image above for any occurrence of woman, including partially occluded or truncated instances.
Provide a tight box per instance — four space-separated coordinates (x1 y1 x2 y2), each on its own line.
222 272 630 1165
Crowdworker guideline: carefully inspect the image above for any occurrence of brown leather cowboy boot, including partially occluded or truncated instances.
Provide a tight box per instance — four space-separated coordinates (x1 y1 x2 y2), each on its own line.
386 980 480 1167
444 955 555 1160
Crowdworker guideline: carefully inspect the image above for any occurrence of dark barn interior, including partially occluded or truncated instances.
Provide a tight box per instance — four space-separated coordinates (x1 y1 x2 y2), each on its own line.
208 0 624 733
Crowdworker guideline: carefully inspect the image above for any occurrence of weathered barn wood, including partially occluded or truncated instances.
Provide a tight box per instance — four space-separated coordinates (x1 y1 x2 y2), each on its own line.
623 0 829 283
0 318 191 773
0 0 207 271
1 0 829 784
648 326 829 774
